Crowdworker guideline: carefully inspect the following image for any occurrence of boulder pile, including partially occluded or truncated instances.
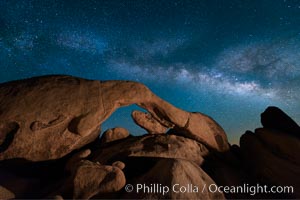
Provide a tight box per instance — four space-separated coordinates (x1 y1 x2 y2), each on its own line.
0 76 298 199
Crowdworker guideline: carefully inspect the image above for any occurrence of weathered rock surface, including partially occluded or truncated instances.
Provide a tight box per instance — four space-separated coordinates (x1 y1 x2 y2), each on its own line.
1 76 298 200
0 75 229 162
0 76 103 161
179 112 229 152
92 134 209 165
131 110 168 134
56 160 126 199
101 127 130 143
72 160 126 199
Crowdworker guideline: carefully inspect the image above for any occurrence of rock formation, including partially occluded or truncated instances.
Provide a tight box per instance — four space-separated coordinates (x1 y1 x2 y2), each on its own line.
240 107 300 198
131 110 168 134
122 158 225 199
100 127 130 144
0 75 299 199
65 160 126 199
261 106 300 136
0 75 229 162
91 134 209 165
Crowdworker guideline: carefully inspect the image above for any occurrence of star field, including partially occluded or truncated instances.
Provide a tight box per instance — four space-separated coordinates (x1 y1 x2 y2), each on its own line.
1 0 300 143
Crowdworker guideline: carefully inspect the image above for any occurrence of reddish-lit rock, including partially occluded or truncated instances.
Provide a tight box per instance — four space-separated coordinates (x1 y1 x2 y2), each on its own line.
72 160 126 199
92 134 209 165
101 127 130 143
131 110 168 134
0 75 229 161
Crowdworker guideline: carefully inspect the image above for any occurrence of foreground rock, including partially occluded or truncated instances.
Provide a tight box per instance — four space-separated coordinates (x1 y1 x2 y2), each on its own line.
0 132 219 199
122 158 224 199
0 185 15 199
0 76 103 161
0 75 229 161
67 160 126 199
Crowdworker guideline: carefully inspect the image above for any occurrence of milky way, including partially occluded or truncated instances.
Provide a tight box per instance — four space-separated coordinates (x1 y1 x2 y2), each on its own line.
1 0 300 143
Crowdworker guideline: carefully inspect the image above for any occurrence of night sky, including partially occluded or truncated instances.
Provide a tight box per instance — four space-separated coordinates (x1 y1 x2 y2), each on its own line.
1 0 300 143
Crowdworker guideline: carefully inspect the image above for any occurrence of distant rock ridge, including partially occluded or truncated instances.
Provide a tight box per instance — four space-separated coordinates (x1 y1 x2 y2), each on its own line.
0 75 299 199
261 106 300 136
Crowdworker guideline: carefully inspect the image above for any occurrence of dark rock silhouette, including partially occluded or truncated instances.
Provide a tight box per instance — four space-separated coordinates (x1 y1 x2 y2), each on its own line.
261 106 300 136
240 107 300 198
0 76 299 199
